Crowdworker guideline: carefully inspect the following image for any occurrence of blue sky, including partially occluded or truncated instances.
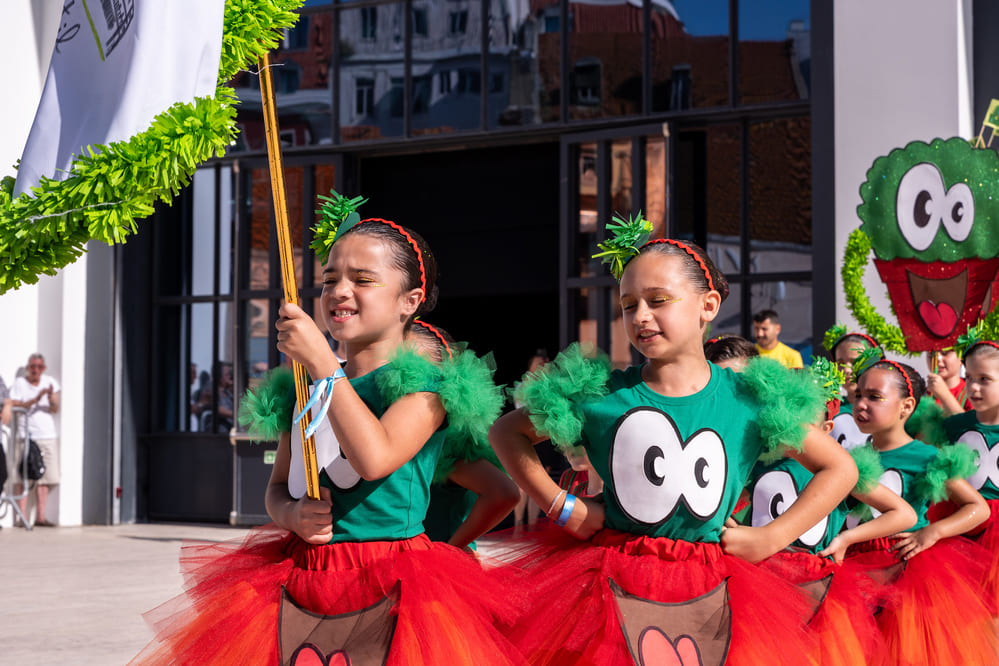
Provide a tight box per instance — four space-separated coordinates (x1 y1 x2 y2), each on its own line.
672 0 809 39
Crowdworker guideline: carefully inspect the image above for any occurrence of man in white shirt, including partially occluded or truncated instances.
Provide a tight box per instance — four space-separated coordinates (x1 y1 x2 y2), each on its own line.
8 353 61 527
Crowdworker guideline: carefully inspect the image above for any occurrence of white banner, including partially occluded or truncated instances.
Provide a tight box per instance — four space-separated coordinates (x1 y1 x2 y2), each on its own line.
14 0 227 197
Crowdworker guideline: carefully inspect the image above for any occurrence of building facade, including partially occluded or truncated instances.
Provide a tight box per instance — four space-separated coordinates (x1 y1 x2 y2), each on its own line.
0 0 995 525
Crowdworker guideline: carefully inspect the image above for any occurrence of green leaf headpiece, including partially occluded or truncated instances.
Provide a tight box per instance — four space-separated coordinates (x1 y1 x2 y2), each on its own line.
955 323 984 360
592 212 654 279
852 345 886 379
822 324 848 353
810 357 846 404
310 191 368 264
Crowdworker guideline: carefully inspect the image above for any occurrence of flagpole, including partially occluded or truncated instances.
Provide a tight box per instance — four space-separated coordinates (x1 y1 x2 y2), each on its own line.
258 53 322 501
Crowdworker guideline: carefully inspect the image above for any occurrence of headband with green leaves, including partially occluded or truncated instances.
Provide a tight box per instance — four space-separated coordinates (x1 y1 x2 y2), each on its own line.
852 345 886 379
810 357 846 404
592 212 653 279
822 324 848 354
310 191 368 264
955 323 984 359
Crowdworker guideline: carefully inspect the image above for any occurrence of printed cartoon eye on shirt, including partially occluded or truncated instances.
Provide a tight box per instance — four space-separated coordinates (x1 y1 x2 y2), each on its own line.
844 469 903 530
944 411 999 500
830 404 872 450
579 365 765 543
750 466 830 550
856 442 938 531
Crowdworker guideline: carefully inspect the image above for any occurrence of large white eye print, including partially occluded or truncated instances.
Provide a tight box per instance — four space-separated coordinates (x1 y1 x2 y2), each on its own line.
958 430 996 491
896 163 945 252
610 407 727 525
941 181 974 243
830 412 872 451
751 470 828 549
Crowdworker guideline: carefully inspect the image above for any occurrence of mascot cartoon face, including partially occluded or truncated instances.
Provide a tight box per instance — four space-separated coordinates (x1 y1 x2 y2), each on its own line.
856 138 999 349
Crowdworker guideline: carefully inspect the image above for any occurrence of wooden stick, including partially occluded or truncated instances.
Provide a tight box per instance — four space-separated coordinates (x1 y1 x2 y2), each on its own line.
258 53 321 500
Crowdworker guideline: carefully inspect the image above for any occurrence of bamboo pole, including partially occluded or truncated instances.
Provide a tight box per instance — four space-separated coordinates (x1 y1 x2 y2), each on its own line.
258 53 321 500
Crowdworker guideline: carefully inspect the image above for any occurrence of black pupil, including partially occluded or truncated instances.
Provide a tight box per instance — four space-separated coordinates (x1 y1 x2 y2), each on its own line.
952 201 964 223
644 446 665 486
769 492 784 519
914 190 932 228
694 458 709 488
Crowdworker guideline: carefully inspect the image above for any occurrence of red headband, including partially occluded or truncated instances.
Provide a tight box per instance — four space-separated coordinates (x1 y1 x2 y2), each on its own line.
413 320 452 360
876 360 913 398
358 218 427 304
642 238 715 291
965 340 999 360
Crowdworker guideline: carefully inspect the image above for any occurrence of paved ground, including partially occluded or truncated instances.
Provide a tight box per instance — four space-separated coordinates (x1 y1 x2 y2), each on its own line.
0 522 510 665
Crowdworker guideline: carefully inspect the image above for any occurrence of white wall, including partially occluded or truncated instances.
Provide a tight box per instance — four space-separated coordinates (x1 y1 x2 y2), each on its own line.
833 0 974 371
0 2 85 526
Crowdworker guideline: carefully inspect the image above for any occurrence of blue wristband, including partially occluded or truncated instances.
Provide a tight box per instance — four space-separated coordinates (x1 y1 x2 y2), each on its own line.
293 366 347 438
555 494 576 527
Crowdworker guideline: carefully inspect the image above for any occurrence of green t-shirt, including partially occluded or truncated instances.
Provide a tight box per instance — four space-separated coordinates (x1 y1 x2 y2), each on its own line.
317 365 445 543
576 364 765 543
944 411 999 500
423 482 478 550
747 458 849 554
830 403 872 451
862 441 938 531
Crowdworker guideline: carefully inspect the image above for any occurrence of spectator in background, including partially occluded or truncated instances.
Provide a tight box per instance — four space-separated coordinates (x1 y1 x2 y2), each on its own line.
753 309 804 368
926 349 971 415
9 353 61 527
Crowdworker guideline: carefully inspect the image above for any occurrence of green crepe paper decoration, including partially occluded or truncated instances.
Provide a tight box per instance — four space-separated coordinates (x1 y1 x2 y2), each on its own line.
810 357 846 405
512 343 612 451
436 349 504 458
851 345 885 379
237 366 296 440
858 138 999 262
739 357 826 460
593 211 653 280
904 396 948 448
841 229 911 355
914 443 977 504
311 191 368 265
376 345 444 405
822 324 848 354
850 445 885 495
0 0 305 294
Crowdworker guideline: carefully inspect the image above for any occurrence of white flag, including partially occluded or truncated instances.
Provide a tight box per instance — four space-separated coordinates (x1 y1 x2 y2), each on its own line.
14 0 227 197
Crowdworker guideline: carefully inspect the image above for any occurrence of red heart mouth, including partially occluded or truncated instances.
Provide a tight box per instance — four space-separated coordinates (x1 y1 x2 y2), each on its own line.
639 628 703 666
917 300 959 337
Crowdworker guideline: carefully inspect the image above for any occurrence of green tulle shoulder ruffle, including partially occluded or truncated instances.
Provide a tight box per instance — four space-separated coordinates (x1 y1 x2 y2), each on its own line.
237 366 295 440
914 443 977 504
433 349 505 480
512 343 612 451
377 345 444 404
904 397 948 448
850 445 885 494
739 357 825 459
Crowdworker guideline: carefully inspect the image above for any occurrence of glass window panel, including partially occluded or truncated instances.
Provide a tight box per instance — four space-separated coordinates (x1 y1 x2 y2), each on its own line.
489 0 541 127
575 142 600 277
312 163 338 278
751 280 813 360
748 117 811 273
190 303 216 432
568 5 642 121
191 169 217 296
674 124 740 248
219 166 234 295
249 168 273 291
533 0 561 122
738 1 809 104
652 1 730 111
340 4 406 141
575 286 598 348
611 139 632 214
711 282 743 339
645 135 667 238
245 298 273 394
410 0 481 135
155 305 182 432
608 285 633 370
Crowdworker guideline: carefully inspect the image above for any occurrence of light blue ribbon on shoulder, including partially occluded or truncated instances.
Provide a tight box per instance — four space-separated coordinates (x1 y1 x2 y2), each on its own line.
292 367 347 439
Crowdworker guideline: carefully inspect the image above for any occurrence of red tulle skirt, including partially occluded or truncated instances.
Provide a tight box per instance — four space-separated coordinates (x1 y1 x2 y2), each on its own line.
130 525 528 665
489 528 820 666
759 550 888 666
929 498 999 604
846 535 999 666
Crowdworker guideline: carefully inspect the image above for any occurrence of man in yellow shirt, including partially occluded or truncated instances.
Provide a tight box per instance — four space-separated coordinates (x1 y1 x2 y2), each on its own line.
752 310 804 368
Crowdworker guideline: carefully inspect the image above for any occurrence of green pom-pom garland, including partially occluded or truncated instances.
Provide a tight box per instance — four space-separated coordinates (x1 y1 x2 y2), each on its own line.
914 443 977 504
841 229 911 355
512 343 612 451
738 357 826 458
592 212 653 280
237 366 296 441
904 397 948 448
849 445 885 495
0 0 305 294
